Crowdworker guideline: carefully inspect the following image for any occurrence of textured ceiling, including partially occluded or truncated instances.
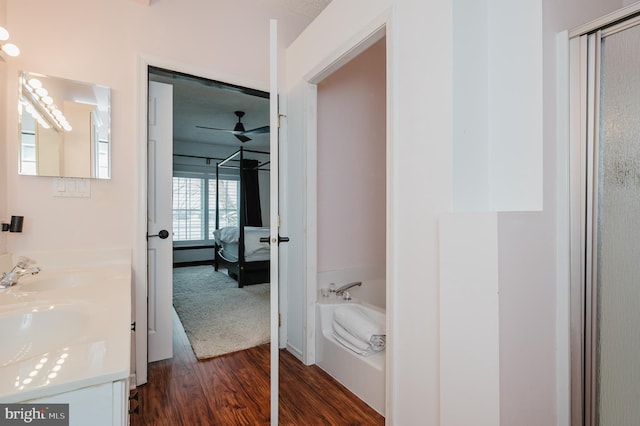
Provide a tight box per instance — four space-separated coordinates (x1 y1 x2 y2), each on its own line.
150 70 271 149
266 0 332 20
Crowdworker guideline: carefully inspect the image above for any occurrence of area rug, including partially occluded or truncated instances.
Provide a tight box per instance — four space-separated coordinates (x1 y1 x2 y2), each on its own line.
172 265 270 360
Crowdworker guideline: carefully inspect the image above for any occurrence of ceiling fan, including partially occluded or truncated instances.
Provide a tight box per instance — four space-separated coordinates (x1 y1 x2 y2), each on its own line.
196 110 269 143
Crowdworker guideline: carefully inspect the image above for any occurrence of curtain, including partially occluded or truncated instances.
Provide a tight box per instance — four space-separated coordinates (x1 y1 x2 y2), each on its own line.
241 159 262 227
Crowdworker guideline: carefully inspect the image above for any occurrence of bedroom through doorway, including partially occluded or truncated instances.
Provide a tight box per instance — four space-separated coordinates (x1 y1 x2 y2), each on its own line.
148 67 272 361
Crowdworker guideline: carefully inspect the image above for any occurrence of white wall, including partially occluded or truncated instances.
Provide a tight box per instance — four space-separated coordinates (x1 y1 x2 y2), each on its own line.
286 0 451 423
0 1 8 254
317 37 386 308
286 0 626 425
1 0 309 256
440 212 500 426
453 0 543 212
0 0 311 388
449 0 624 424
450 0 624 424
2 0 632 423
452 0 489 211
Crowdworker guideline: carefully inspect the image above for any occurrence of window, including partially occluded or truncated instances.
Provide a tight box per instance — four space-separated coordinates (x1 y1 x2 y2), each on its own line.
211 179 239 228
96 139 110 179
173 177 203 241
172 174 238 244
20 131 36 175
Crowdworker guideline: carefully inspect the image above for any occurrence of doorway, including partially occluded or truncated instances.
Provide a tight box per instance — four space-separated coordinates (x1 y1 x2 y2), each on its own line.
570 9 640 425
149 66 271 360
290 22 392 418
134 57 274 385
316 36 386 306
315 35 387 414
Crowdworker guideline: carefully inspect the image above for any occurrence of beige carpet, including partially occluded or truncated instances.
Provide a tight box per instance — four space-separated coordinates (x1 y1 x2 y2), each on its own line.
172 266 270 359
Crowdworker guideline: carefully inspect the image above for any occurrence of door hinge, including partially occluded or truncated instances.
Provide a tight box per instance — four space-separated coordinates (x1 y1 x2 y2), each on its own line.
278 114 286 128
278 313 281 327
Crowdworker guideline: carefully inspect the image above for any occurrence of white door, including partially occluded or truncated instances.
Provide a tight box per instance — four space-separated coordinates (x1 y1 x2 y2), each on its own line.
269 19 283 425
147 80 174 362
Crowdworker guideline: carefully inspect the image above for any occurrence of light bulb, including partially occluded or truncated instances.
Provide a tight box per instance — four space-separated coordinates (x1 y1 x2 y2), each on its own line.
2 43 20 57
42 96 53 105
0 27 8 41
36 87 48 97
28 78 42 89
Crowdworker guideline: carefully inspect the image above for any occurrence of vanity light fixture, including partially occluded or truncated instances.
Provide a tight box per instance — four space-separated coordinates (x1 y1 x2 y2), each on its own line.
0 26 20 58
20 74 72 132
1 216 24 233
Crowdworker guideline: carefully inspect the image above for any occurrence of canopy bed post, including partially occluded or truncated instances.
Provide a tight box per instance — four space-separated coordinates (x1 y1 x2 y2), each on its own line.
213 147 271 288
238 147 246 287
214 161 220 271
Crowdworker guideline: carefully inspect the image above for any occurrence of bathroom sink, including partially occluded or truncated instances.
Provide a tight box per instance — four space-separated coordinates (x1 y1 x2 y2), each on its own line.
17 269 103 292
0 305 89 366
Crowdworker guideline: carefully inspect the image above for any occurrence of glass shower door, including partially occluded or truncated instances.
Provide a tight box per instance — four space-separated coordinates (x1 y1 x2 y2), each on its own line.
589 18 640 426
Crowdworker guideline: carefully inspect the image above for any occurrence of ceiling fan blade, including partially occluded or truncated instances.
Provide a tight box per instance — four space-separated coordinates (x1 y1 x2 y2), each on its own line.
197 125 246 135
242 125 270 135
197 111 259 143
196 125 232 132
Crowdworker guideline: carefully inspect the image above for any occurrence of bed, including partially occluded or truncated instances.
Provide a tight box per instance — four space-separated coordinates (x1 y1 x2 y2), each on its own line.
213 147 270 287
213 226 270 286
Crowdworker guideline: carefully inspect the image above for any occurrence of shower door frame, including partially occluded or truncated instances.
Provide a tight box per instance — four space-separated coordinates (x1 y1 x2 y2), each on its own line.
568 7 640 426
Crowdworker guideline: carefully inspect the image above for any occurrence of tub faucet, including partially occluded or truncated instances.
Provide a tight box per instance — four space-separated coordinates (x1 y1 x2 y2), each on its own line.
335 281 362 296
0 257 41 288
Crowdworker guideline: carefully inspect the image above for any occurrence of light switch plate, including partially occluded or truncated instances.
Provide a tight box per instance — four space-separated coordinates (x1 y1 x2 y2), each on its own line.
53 178 91 198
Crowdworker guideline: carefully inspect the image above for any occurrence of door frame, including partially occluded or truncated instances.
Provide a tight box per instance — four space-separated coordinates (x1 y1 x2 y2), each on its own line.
134 54 276 386
566 3 640 424
296 8 396 417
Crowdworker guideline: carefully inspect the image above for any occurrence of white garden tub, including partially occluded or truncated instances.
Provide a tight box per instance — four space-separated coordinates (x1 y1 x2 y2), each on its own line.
316 299 386 415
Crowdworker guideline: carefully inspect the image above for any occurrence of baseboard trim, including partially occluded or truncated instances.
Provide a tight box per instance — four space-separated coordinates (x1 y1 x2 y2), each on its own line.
285 344 304 363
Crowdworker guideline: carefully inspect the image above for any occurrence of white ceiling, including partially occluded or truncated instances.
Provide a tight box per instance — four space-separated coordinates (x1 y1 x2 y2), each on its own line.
150 70 271 149
265 0 332 20
158 0 331 152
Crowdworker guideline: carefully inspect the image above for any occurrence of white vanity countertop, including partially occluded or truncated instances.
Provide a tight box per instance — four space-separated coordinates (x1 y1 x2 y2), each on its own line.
0 261 131 402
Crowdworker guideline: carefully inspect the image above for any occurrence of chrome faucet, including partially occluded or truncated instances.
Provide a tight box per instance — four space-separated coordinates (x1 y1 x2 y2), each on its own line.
0 257 41 288
335 281 362 296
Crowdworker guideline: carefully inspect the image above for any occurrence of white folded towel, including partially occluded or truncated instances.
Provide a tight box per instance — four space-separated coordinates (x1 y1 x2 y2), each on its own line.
333 306 386 350
332 321 375 352
332 328 380 357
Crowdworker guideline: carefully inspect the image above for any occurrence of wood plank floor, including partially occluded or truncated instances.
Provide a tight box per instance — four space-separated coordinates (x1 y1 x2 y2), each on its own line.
130 310 384 425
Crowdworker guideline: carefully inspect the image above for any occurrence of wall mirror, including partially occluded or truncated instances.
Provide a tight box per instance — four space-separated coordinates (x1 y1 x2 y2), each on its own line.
18 71 111 179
